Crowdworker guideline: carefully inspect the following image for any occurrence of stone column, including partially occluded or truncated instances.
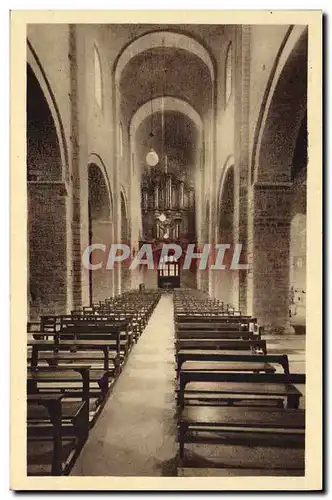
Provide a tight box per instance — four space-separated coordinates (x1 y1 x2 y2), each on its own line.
90 220 113 303
233 25 251 313
195 147 203 290
69 24 85 310
129 146 143 290
251 182 294 334
114 87 122 295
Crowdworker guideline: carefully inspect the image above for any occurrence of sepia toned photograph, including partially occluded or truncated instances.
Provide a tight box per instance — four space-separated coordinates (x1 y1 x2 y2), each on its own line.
10 10 322 491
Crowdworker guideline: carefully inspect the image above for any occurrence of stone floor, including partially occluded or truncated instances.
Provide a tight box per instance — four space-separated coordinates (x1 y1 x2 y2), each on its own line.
265 333 305 374
71 294 178 476
71 294 305 477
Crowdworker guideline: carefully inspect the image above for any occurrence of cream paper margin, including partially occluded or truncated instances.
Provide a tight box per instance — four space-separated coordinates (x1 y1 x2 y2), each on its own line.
10 9 322 491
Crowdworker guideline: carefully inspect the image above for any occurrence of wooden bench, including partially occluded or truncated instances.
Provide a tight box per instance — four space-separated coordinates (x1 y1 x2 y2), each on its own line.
27 365 90 475
176 330 258 340
28 341 116 401
176 353 289 377
178 405 305 460
30 331 128 360
175 339 267 354
70 311 140 342
180 361 275 373
31 350 116 368
176 317 256 325
29 339 118 369
27 394 64 476
26 289 162 474
59 319 130 352
175 315 253 320
178 372 305 411
28 364 90 404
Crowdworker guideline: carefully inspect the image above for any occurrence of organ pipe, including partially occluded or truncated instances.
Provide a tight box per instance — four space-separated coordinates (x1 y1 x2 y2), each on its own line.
154 185 159 210
180 181 184 208
167 176 172 209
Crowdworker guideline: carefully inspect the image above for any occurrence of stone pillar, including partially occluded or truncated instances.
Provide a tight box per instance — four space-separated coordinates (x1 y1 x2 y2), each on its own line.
246 184 254 316
129 145 143 290
195 147 203 290
69 24 90 309
90 220 113 303
208 128 217 297
233 25 251 314
251 182 294 334
69 25 83 310
114 88 122 295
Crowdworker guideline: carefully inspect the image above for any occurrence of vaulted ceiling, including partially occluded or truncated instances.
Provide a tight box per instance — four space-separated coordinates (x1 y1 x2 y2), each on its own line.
135 110 198 184
119 47 212 123
117 33 215 184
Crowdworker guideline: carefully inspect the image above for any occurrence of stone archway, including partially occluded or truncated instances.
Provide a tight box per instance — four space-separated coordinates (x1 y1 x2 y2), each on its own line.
115 30 215 86
251 28 308 333
88 163 113 304
27 62 68 319
27 40 69 181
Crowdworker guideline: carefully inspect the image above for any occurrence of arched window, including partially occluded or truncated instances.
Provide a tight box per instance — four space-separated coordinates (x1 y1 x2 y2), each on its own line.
94 44 103 109
225 42 232 106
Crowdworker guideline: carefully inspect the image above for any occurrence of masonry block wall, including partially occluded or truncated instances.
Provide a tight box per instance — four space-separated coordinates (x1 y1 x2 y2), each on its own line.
289 178 306 324
28 183 67 318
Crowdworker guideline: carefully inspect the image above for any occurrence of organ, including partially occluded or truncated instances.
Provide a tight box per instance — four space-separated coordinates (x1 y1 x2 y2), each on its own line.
141 167 195 243
140 164 196 289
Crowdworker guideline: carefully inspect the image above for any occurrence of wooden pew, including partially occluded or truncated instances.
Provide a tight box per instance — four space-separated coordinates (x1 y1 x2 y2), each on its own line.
26 289 162 475
60 326 126 358
176 353 289 377
28 340 117 401
175 354 291 409
81 289 161 340
27 394 64 476
175 315 256 324
178 406 305 460
178 371 305 412
178 372 305 465
175 338 267 354
59 318 130 352
174 290 305 473
176 330 258 340
27 365 90 475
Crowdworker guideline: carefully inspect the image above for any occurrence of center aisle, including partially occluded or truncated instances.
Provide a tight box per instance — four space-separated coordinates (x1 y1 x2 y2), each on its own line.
71 294 177 476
